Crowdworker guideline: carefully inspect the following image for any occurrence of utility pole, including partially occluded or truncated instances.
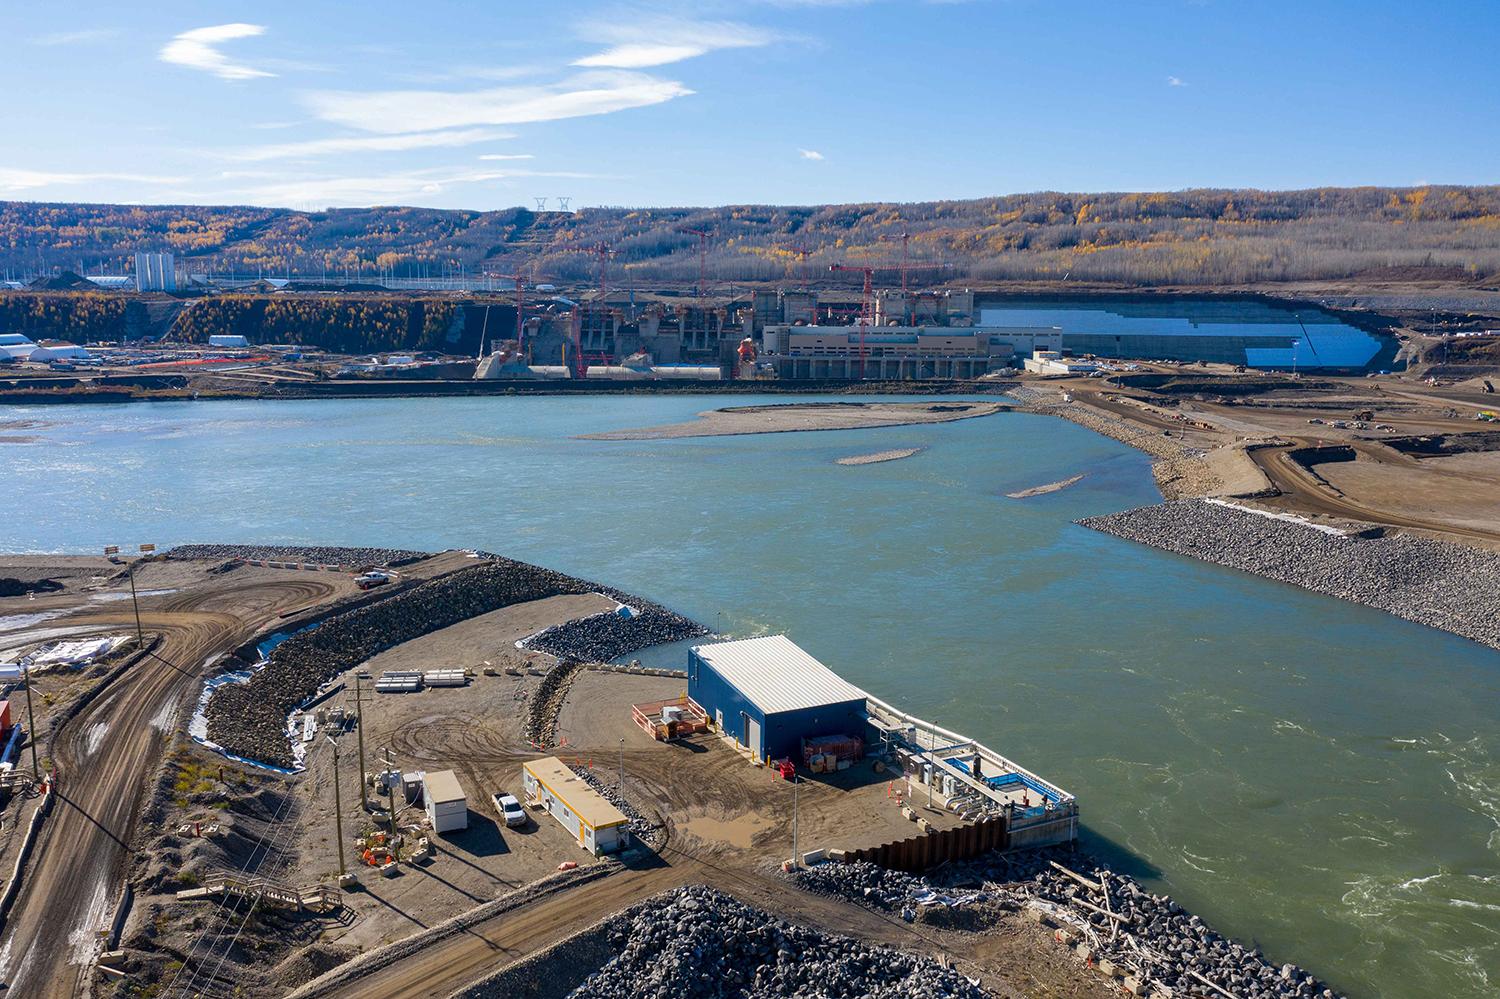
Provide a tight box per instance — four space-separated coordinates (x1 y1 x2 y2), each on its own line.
354 674 369 810
21 662 39 779
618 737 625 789
381 747 398 835
128 558 144 646
791 773 800 869
326 736 345 877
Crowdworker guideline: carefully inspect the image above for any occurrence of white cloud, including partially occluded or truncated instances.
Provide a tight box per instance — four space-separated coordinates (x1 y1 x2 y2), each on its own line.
225 167 598 208
575 44 710 69
219 128 517 162
29 28 119 47
0 168 184 193
160 23 274 81
799 148 825 160
1167 75 1186 87
304 70 692 134
573 19 778 68
478 153 536 161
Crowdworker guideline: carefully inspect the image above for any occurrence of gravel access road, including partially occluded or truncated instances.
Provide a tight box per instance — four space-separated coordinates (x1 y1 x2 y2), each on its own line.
0 572 348 998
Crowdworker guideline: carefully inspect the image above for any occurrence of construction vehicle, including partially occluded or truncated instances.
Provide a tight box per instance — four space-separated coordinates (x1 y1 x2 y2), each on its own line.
1478 410 1499 423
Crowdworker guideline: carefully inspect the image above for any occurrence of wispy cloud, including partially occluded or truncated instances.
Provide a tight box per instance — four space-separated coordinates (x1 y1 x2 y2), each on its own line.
29 28 120 47
304 70 692 134
573 18 778 68
478 153 536 161
224 166 599 208
160 23 274 81
218 128 517 162
0 168 184 194
799 148 825 161
1167 75 1187 87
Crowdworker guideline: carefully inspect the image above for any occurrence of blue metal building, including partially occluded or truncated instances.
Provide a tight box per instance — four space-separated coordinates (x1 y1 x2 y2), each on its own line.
687 635 867 764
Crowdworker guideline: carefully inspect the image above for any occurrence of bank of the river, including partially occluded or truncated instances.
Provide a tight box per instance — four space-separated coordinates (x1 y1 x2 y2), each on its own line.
5 394 1498 998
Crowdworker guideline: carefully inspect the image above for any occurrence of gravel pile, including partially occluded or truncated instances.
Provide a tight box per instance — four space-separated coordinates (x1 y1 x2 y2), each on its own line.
1080 499 1500 651
207 558 590 766
572 885 988 999
786 847 1343 999
0 577 63 597
526 588 708 663
166 543 429 567
790 861 929 911
571 762 662 846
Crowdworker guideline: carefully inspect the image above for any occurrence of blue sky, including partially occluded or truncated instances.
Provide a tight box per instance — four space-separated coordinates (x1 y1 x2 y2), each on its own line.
2 0 1496 210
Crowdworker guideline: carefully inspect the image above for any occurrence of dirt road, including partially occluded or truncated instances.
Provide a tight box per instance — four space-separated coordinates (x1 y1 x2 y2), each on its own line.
1247 442 1500 547
0 574 343 997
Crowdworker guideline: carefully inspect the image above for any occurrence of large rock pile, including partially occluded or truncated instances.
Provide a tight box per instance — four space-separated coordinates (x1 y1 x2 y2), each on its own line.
785 847 1345 999
207 558 590 765
526 588 708 663
572 885 988 999
790 860 929 911
997 854 1343 999
1080 499 1500 650
166 543 429 567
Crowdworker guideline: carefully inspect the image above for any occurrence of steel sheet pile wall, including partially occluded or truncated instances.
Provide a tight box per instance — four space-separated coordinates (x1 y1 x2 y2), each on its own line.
843 816 1008 873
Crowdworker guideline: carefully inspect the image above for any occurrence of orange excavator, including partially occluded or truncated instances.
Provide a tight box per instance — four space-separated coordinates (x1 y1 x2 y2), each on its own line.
736 337 757 378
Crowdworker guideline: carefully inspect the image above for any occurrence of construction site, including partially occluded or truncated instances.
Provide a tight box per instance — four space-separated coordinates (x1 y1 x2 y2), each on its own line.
0 539 1353 999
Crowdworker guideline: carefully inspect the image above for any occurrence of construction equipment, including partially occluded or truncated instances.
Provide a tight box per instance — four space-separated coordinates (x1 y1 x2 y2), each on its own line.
828 264 876 378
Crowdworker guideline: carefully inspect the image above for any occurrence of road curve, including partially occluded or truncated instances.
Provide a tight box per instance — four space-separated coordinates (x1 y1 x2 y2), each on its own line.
0 574 341 998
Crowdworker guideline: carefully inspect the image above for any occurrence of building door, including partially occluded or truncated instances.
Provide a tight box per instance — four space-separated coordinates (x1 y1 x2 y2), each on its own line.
745 715 761 762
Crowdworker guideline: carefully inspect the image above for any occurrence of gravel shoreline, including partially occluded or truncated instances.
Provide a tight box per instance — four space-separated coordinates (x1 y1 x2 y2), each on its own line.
1080 499 1500 651
166 543 429 567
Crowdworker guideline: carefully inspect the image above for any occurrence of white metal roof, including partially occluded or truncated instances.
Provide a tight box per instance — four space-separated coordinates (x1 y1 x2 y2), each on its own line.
691 635 866 715
422 769 465 804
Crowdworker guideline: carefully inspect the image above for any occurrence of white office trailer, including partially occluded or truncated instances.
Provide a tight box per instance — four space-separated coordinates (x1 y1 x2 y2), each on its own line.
422 769 468 834
522 756 630 855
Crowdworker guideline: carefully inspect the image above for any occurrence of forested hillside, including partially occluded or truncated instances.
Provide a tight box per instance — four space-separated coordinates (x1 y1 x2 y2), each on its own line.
5 186 1500 288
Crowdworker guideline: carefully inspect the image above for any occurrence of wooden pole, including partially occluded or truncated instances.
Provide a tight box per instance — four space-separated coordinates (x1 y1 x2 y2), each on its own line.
1050 860 1102 893
354 674 368 810
128 559 144 646
327 737 345 877
21 662 39 779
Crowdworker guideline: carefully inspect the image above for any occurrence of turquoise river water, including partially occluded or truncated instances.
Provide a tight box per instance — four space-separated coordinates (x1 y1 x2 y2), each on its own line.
2 395 1497 998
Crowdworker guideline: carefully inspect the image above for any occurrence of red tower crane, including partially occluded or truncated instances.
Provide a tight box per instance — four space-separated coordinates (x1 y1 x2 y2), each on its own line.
562 243 615 378
828 264 875 379
492 271 530 353
675 227 711 298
